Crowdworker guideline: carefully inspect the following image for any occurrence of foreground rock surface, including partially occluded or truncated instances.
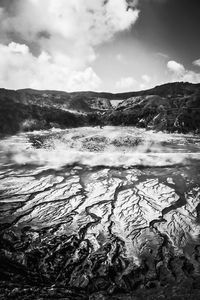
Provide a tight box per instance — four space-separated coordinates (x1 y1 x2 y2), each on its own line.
0 127 200 299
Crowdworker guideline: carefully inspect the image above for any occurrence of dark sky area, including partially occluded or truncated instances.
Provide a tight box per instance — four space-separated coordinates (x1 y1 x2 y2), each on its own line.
92 0 200 91
134 0 200 67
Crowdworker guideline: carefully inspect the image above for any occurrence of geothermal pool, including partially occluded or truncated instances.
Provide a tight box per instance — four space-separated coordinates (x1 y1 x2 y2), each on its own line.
0 127 200 299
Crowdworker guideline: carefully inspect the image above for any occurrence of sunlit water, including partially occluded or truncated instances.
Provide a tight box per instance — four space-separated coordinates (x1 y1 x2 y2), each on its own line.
0 126 200 298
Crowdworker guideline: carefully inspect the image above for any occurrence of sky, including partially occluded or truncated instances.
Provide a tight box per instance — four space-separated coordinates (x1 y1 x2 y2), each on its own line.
0 0 200 92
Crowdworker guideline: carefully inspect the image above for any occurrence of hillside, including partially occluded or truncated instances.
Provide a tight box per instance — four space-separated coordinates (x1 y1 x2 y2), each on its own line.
104 91 200 133
0 82 200 135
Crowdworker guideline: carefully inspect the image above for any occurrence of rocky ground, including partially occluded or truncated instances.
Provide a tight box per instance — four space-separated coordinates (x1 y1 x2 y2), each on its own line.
0 128 200 299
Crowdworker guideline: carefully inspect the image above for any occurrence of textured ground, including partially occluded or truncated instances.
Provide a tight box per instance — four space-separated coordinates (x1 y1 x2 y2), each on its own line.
0 127 200 299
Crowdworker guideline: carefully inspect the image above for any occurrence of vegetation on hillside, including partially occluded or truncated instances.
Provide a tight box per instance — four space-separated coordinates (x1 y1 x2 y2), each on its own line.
0 82 200 135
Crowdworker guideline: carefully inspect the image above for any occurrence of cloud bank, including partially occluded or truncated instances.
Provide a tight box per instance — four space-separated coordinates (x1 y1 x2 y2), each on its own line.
193 59 200 67
167 60 200 84
0 0 139 91
115 76 137 91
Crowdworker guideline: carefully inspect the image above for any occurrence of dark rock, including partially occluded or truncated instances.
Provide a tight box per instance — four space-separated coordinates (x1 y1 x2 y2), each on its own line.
1 82 200 136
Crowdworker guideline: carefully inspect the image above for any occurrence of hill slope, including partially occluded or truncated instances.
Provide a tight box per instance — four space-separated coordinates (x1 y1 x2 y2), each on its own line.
0 82 200 135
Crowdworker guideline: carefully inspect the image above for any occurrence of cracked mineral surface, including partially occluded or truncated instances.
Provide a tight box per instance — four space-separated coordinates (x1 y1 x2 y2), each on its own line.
0 127 200 299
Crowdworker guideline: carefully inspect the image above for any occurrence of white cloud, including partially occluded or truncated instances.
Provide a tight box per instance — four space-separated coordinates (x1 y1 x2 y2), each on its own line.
8 42 29 55
179 71 200 84
167 60 185 76
0 42 101 91
139 74 152 89
115 76 137 91
116 53 125 62
193 59 200 67
167 60 200 84
0 0 139 91
142 74 151 83
67 68 102 92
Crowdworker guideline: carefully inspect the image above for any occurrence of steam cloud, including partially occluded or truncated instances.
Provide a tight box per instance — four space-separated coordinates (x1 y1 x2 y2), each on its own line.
0 127 199 169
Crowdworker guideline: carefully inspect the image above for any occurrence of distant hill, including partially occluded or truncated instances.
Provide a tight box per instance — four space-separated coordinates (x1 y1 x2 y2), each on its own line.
0 82 200 135
70 82 200 99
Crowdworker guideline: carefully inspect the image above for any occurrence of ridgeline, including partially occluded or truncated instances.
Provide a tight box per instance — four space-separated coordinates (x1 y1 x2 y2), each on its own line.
0 82 200 135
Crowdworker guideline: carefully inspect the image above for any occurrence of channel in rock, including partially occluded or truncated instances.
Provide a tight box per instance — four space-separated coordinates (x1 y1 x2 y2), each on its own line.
0 127 200 299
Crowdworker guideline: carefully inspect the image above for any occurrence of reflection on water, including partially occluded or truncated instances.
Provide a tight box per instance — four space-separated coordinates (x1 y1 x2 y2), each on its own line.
0 127 200 299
